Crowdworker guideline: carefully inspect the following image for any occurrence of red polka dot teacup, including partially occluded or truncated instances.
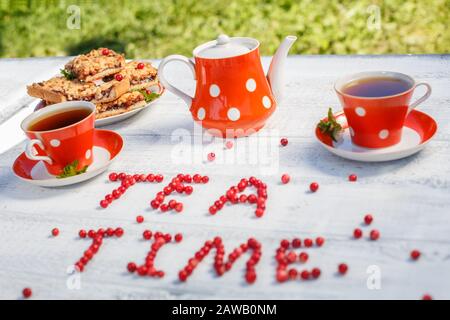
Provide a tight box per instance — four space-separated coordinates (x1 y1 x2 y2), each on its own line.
335 71 431 148
20 101 95 176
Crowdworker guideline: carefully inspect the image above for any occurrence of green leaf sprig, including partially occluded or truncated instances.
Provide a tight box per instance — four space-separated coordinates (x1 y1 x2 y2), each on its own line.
57 160 88 179
137 89 160 103
60 69 76 80
317 108 343 142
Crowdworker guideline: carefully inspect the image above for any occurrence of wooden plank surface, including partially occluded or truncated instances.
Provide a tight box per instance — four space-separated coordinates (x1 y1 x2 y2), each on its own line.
0 55 449 300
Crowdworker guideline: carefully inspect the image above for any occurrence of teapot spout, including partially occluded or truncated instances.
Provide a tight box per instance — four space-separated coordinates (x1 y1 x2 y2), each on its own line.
267 35 297 103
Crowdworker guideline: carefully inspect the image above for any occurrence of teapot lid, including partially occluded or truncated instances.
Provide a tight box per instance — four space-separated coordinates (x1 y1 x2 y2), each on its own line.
195 35 257 59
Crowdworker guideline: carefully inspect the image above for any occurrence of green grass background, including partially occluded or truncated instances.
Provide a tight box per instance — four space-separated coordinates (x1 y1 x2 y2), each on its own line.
0 0 449 58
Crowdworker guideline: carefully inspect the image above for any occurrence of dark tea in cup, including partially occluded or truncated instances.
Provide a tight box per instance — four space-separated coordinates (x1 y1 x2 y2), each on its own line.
28 108 92 132
342 76 412 98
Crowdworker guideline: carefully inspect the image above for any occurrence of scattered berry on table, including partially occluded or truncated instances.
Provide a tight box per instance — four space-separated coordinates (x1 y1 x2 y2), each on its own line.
309 182 319 192
410 250 421 260
364 214 373 225
136 215 144 224
353 228 363 239
370 229 380 241
174 233 183 243
338 263 348 275
51 228 59 237
422 294 433 300
225 141 234 149
348 174 357 182
281 174 290 184
280 138 288 146
108 172 118 181
22 287 32 298
207 152 216 162
143 230 152 240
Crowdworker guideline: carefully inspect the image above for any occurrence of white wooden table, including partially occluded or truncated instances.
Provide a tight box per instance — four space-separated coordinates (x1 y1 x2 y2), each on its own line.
0 55 449 300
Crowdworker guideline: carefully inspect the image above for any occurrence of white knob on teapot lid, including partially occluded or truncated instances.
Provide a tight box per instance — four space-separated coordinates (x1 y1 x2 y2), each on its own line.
216 34 230 45
196 34 251 59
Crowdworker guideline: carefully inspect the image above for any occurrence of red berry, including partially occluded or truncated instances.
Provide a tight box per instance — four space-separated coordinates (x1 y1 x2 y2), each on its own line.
143 230 152 240
353 228 363 239
115 74 123 81
51 228 59 237
255 208 264 218
370 229 380 241
22 287 32 298
175 202 183 213
364 214 373 225
411 250 421 260
348 174 357 182
175 233 183 242
184 185 193 195
109 172 118 181
280 138 288 146
281 174 290 184
201 176 209 183
225 141 233 149
311 268 321 279
422 294 432 300
300 270 310 280
112 189 121 199
150 200 160 209
207 152 215 161
246 271 257 284
101 48 110 55
304 238 313 247
292 238 301 248
288 269 298 279
127 262 137 273
105 194 113 203
309 182 319 192
78 230 87 238
276 270 288 283
160 204 169 212
280 239 290 249
136 215 144 223
136 62 145 69
315 237 325 247
115 227 124 237
338 263 348 275
299 252 309 263
155 174 164 182
209 205 218 215
100 200 109 208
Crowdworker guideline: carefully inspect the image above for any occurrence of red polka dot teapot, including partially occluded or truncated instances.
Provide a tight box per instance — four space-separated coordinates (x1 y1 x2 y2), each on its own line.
158 34 297 137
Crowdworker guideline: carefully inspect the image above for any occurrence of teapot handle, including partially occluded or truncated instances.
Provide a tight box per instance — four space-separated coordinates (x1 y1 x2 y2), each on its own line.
158 55 196 106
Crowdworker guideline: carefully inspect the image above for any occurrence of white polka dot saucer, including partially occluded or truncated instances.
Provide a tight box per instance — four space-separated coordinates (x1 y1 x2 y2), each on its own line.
315 110 437 162
13 129 123 187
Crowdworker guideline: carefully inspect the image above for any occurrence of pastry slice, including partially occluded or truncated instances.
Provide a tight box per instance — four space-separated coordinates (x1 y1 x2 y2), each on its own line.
27 76 130 104
119 61 159 90
95 91 146 119
64 48 126 82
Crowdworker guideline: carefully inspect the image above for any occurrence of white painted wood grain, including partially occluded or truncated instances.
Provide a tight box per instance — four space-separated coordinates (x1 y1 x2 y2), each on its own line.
0 55 449 300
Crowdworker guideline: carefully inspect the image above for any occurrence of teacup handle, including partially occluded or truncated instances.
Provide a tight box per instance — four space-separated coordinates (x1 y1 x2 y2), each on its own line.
409 82 432 112
25 139 53 164
158 55 196 106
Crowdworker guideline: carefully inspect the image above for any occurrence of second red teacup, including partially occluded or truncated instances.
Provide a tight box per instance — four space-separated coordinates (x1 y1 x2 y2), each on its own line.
20 101 95 176
335 71 431 148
